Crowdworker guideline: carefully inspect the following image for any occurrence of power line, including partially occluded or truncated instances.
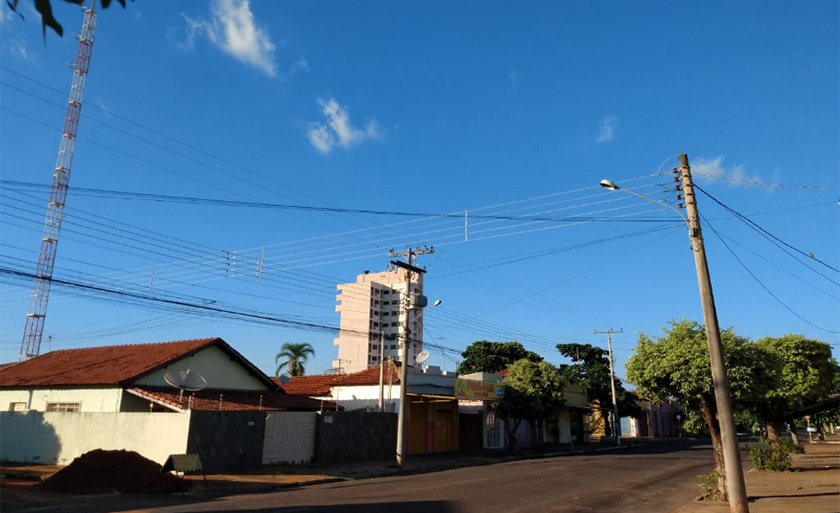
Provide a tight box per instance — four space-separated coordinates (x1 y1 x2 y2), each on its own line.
692 173 840 189
701 213 839 334
695 184 840 276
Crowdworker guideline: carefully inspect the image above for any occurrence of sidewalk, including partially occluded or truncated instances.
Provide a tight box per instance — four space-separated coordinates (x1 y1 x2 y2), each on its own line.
672 442 840 513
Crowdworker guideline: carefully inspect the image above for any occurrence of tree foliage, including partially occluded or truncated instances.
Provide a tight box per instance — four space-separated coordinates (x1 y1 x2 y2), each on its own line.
275 342 315 377
496 359 565 449
457 340 542 375
754 334 836 440
556 342 641 429
626 319 773 500
6 0 133 41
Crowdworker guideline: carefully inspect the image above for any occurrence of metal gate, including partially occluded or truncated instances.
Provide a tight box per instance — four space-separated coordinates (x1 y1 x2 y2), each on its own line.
262 412 316 464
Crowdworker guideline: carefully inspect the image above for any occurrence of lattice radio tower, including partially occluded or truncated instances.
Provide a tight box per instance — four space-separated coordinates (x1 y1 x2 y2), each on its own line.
19 1 98 360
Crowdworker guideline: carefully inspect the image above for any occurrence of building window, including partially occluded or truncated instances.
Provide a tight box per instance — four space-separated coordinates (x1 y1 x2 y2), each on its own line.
374 289 380 295
374 299 380 306
383 290 390 295
373 322 379 328
8 402 26 411
391 322 398 327
382 311 389 316
485 410 502 449
374 311 379 316
372 356 378 362
46 402 80 413
390 344 397 350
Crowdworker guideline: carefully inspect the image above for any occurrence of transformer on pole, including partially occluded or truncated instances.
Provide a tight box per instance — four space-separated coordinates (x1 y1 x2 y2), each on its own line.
19 1 98 360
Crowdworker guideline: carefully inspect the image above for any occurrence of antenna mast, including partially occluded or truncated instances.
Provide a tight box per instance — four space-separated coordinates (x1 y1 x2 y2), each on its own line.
20 1 98 360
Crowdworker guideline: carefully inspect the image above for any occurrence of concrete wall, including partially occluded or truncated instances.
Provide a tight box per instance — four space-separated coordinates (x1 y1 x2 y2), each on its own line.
135 345 267 390
314 411 397 462
0 411 190 465
1 387 124 412
186 411 266 472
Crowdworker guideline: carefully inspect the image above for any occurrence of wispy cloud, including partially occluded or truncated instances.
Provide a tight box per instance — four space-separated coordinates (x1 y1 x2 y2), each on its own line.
510 69 519 87
4 39 35 62
596 115 618 143
693 156 759 185
306 98 381 154
181 0 277 77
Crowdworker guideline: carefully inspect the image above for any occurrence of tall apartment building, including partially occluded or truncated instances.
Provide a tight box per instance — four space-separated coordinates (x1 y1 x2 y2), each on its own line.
333 267 425 374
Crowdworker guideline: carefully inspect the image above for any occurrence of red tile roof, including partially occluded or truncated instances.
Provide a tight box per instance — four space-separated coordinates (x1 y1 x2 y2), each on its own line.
274 361 402 396
0 338 228 387
128 386 333 412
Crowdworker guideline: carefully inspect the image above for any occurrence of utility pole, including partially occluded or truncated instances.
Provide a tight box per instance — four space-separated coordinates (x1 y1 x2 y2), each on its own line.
679 153 748 513
594 329 623 446
378 330 386 411
389 246 434 467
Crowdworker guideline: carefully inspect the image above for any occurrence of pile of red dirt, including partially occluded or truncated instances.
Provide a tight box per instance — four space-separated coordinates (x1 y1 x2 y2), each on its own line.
38 449 186 494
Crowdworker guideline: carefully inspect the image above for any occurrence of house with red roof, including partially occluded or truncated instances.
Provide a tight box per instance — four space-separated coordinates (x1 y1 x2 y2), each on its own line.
0 337 329 469
275 361 465 455
0 337 324 413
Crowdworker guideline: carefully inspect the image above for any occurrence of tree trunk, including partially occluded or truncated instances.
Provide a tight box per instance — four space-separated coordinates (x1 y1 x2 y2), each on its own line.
789 426 801 447
766 419 782 442
603 412 612 437
506 418 521 452
699 396 727 501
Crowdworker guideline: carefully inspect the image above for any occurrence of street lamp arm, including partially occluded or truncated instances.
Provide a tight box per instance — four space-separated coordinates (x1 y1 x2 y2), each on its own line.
601 180 689 224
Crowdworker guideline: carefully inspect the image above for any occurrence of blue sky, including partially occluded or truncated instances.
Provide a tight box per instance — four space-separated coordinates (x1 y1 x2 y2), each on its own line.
1 1 838 385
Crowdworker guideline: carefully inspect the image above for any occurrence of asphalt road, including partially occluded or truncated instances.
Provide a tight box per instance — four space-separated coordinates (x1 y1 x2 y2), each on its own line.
2 439 723 513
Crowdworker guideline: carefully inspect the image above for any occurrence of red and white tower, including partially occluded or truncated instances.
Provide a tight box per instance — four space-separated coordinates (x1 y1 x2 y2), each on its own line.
20 2 97 360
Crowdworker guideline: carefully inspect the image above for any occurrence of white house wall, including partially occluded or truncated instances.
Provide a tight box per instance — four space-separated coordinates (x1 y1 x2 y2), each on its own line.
1 387 123 412
0 411 191 465
135 345 267 390
331 385 400 412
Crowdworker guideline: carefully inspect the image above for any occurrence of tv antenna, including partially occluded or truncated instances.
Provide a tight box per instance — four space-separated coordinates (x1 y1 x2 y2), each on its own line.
164 369 207 403
415 350 430 365
278 372 292 384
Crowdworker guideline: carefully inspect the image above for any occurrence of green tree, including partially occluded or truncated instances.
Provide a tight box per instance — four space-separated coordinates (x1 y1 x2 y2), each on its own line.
274 342 315 377
6 0 133 40
457 341 542 375
496 359 565 450
754 334 836 441
556 343 641 436
626 319 772 500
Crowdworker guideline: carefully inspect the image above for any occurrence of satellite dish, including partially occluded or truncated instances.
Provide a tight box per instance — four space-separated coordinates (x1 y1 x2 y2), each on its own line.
278 372 292 384
415 351 430 364
164 369 207 403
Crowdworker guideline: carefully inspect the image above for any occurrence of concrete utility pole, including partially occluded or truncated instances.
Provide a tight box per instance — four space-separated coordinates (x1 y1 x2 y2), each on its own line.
679 154 749 513
378 331 386 411
594 329 623 446
389 246 434 467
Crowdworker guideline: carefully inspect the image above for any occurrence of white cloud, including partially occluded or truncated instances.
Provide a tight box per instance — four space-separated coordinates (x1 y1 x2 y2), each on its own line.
693 156 759 185
0 9 14 26
306 98 381 154
182 0 277 77
596 115 618 143
5 39 34 62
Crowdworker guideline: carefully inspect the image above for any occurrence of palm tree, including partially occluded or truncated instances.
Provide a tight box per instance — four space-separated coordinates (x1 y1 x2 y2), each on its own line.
275 343 315 377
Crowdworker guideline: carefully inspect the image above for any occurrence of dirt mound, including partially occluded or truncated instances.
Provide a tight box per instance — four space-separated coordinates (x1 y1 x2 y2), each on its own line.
38 449 186 494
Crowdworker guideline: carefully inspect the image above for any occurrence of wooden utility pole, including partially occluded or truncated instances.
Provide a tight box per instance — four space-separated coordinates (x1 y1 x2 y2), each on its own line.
594 329 623 446
679 153 749 513
389 246 434 467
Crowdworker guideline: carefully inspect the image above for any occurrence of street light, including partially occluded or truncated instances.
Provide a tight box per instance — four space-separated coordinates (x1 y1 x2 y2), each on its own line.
600 154 749 513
